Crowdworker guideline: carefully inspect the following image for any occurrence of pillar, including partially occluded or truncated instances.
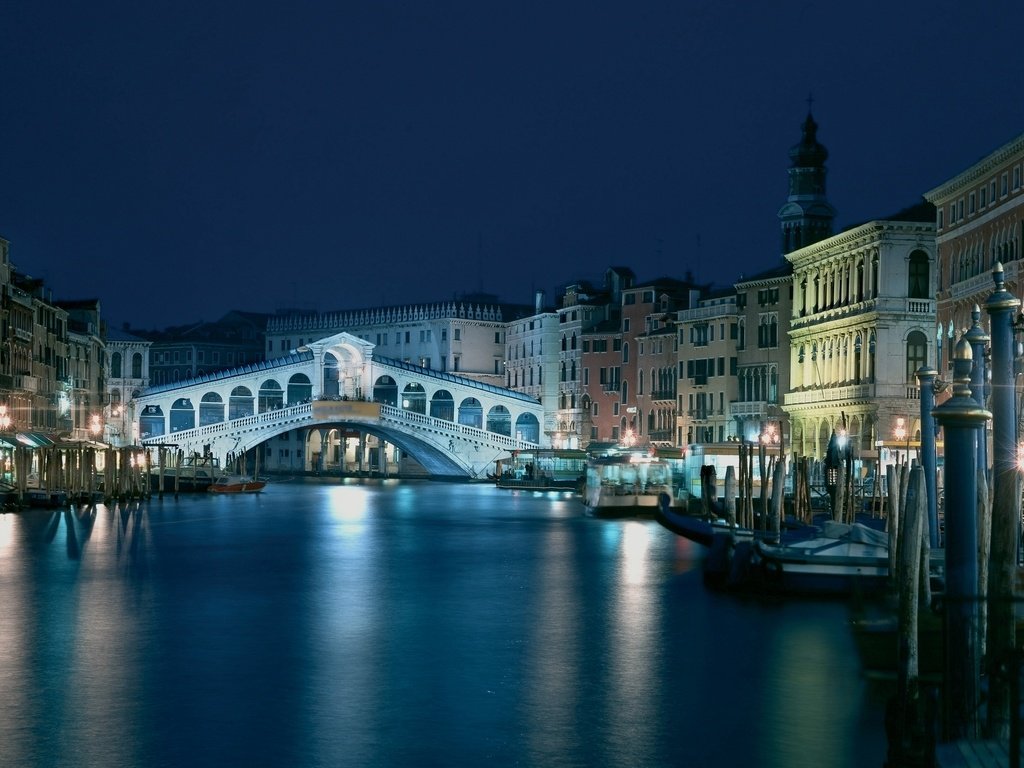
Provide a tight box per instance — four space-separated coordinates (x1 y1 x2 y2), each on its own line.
983 261 1020 740
933 338 989 740
916 366 939 549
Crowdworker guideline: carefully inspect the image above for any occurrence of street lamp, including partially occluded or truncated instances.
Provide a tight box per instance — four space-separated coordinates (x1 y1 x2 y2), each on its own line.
0 404 10 432
89 414 102 440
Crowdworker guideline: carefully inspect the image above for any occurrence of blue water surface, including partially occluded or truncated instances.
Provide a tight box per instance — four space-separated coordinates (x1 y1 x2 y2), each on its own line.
0 480 888 768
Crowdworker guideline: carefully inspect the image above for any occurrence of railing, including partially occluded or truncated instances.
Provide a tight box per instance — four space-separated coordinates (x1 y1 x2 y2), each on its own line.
784 382 920 406
141 399 539 452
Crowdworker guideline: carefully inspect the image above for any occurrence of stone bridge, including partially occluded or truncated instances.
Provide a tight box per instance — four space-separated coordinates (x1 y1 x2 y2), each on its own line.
131 332 545 479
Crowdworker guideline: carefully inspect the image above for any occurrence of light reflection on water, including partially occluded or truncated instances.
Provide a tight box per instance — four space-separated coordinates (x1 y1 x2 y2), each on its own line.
0 482 887 768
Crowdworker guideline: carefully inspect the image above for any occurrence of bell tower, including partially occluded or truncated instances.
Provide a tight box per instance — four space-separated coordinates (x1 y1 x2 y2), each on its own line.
778 106 837 254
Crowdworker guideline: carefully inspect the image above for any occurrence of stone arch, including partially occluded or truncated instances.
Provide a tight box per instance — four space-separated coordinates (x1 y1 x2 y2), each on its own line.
515 412 540 443
229 386 255 420
258 379 284 412
288 373 313 404
200 392 224 426
140 404 165 440
322 352 340 397
486 404 511 436
458 397 482 429
170 397 196 433
430 389 455 421
373 375 398 406
402 383 426 414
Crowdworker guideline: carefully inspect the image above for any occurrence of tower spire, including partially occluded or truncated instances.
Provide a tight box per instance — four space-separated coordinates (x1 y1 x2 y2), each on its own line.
777 103 836 255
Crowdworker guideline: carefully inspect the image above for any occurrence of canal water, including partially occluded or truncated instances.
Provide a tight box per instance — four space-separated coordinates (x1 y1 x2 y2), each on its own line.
0 481 888 768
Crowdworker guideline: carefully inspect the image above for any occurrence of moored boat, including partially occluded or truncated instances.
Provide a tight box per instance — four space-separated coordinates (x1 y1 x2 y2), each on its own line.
582 451 680 517
149 454 222 493
208 475 267 494
751 520 890 595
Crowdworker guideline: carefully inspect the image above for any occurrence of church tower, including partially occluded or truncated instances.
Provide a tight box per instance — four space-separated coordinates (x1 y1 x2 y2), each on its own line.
778 110 837 254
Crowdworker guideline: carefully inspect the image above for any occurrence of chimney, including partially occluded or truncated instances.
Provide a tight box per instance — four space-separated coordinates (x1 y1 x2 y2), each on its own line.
534 290 545 314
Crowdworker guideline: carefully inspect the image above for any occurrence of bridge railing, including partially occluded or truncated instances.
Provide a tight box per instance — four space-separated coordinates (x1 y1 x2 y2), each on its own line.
141 403 314 448
378 404 539 450
141 399 540 455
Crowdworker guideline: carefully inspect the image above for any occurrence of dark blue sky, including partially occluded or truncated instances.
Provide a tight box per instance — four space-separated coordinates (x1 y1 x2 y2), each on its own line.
1 1 1022 330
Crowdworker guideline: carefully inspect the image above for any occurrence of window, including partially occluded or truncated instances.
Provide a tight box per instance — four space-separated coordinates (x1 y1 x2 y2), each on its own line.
454 329 461 341
110 352 122 378
494 332 501 343
1002 173 1009 197
906 331 927 382
969 192 976 215
908 250 929 298
623 319 630 332
622 343 629 364
980 186 987 208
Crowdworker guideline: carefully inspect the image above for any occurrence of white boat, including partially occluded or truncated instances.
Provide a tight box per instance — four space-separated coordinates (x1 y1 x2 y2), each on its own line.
582 451 678 517
751 520 890 595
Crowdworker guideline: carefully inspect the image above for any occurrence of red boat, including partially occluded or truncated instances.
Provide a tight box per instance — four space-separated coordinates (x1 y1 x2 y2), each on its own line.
208 475 267 494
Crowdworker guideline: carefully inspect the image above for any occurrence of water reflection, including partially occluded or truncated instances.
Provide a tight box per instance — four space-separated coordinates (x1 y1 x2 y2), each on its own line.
0 485 887 767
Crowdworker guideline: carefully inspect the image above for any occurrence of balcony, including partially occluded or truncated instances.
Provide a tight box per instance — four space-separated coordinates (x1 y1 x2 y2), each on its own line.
784 382 920 407
13 374 38 393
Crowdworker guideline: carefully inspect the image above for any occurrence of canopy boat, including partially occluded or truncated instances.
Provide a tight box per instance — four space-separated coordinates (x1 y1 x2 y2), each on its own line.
494 449 586 492
208 475 267 494
582 451 680 518
149 454 221 493
655 495 819 548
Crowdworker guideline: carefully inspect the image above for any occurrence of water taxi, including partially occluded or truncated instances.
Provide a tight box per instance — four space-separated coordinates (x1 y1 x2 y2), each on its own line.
582 450 678 517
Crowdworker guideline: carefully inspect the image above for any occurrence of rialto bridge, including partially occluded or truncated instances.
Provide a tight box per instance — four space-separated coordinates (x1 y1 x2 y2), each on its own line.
131 332 545 479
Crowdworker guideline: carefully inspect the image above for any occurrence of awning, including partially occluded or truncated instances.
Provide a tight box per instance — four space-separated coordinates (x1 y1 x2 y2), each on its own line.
0 435 18 449
15 432 55 448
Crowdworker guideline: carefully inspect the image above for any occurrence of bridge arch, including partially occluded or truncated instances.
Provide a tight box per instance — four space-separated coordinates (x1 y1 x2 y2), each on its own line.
459 397 482 428
402 382 426 414
430 389 454 421
170 398 195 433
258 379 284 412
374 375 398 406
200 392 224 426
230 386 255 419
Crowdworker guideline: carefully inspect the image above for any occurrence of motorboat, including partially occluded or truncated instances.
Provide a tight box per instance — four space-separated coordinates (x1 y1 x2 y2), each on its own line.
582 451 679 517
149 454 221 493
208 475 267 494
750 520 890 595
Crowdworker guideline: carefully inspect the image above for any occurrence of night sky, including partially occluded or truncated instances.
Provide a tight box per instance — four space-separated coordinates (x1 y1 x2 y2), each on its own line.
1 1 1022 330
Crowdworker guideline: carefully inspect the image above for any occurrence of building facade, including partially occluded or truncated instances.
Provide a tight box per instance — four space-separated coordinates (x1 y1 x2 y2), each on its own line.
924 130 1024 373
266 298 527 386
783 210 936 459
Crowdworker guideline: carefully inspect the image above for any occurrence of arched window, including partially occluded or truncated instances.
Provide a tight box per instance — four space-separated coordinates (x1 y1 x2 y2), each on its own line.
131 352 143 378
110 352 122 378
906 331 927 382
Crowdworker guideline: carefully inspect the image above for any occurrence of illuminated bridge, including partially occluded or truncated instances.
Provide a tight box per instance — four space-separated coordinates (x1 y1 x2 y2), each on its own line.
132 333 545 479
